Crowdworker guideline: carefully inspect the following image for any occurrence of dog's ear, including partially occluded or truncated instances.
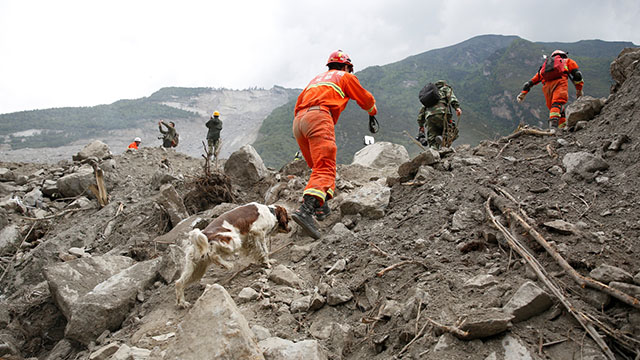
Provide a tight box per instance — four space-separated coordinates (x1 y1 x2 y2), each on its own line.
274 205 290 231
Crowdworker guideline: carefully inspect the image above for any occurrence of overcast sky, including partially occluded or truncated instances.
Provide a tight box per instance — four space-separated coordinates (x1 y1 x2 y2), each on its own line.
0 0 638 115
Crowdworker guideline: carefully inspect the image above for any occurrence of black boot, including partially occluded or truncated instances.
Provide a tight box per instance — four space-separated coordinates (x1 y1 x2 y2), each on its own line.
292 195 322 239
315 200 331 221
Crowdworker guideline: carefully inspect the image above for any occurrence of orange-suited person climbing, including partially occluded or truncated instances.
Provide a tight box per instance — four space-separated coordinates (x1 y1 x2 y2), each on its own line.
291 50 378 239
517 49 584 132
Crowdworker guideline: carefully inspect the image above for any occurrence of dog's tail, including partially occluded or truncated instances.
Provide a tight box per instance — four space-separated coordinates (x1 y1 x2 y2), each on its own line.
189 228 209 259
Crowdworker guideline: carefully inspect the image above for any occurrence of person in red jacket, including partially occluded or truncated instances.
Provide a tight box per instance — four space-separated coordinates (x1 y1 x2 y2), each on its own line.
517 50 584 131
292 50 377 239
128 137 141 150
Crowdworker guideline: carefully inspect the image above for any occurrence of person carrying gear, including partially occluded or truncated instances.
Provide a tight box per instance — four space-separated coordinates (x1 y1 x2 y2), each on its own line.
292 49 378 239
517 49 584 131
416 80 462 149
128 137 141 150
158 121 178 148
206 111 223 161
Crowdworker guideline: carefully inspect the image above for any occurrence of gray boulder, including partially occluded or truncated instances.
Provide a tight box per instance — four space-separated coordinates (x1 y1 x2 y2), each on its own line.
269 264 304 288
397 149 440 181
590 264 633 284
339 179 390 219
156 184 189 229
457 308 514 340
565 95 605 128
73 140 112 161
44 255 136 319
503 281 553 323
562 151 608 182
66 258 162 344
56 165 95 198
259 337 327 360
0 168 16 182
610 47 640 90
224 144 268 185
163 284 264 360
351 141 409 169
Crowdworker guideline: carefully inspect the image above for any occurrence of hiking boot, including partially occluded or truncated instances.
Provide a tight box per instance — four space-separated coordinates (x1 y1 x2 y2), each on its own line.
315 200 331 221
435 135 443 147
292 195 322 239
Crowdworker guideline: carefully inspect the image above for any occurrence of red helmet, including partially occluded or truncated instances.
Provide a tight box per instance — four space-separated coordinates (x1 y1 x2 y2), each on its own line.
551 49 567 58
326 50 352 66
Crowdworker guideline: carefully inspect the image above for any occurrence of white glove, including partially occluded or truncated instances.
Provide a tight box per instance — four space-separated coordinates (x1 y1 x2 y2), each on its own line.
517 92 526 103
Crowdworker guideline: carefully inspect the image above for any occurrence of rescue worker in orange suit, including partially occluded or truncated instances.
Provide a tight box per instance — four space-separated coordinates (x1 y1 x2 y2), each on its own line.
291 50 377 239
517 50 584 131
128 137 141 150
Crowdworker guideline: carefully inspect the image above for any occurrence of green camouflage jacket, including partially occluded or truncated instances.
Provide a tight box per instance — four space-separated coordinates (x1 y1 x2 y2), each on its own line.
417 80 460 126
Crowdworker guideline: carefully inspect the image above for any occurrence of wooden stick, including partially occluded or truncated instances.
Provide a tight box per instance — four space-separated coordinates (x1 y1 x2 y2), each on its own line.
376 260 428 277
502 127 555 141
495 140 511 158
369 242 391 258
427 318 469 338
487 187 640 309
485 197 616 359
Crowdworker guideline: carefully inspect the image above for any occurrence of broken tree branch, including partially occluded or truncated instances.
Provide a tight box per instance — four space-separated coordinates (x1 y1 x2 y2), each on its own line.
501 126 555 141
485 197 616 359
427 318 469 338
485 187 640 309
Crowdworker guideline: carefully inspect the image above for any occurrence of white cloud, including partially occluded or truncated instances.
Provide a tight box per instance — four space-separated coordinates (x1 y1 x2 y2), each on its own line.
0 0 638 114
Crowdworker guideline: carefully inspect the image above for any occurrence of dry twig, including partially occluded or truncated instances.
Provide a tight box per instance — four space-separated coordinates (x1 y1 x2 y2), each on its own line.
20 208 85 221
427 318 469 338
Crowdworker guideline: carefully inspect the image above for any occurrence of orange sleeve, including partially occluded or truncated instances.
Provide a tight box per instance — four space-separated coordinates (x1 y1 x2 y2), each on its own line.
341 74 377 115
566 58 584 91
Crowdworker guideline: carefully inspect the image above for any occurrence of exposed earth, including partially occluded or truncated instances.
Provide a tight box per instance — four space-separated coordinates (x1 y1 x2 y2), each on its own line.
0 48 639 360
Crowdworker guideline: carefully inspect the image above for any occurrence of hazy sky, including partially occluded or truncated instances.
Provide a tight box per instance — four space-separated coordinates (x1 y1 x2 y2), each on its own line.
1 0 638 114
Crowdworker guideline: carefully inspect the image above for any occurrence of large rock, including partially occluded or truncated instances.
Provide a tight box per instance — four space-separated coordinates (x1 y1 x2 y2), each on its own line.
163 284 264 359
590 264 633 284
44 255 136 320
156 184 189 228
0 168 16 182
351 141 409 169
224 144 268 185
339 179 390 219
561 152 608 182
397 149 441 181
503 281 553 323
258 337 327 360
73 140 112 161
565 96 605 127
457 308 514 340
56 165 96 197
56 258 162 345
610 47 640 90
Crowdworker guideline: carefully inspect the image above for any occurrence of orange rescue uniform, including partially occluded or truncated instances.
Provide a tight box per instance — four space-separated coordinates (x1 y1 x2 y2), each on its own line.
293 69 377 203
128 142 139 149
522 58 584 128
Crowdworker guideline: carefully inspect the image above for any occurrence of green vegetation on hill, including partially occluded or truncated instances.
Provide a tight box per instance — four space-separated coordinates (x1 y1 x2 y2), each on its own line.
254 35 633 168
0 94 199 150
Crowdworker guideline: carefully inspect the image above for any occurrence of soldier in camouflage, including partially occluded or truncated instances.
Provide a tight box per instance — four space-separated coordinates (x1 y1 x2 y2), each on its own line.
416 80 462 149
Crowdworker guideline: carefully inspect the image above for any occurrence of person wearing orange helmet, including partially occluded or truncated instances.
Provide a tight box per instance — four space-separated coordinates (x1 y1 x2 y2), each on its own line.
291 50 378 239
517 49 584 131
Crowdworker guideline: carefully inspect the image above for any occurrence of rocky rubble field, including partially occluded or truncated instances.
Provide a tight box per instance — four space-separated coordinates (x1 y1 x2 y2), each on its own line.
1 48 640 360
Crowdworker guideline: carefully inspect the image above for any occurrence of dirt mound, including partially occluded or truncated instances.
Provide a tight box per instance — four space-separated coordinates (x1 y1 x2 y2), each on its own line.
1 48 640 359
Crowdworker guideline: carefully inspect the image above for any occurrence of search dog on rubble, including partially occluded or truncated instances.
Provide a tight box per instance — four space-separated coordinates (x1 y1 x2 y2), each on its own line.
175 202 290 308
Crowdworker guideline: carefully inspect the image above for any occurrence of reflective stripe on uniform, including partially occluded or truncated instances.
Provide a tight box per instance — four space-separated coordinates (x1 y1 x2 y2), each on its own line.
306 82 345 98
303 188 326 201
326 188 335 198
550 112 562 118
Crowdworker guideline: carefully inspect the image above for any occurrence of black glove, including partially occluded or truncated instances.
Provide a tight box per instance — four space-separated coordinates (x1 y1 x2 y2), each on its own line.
368 115 379 134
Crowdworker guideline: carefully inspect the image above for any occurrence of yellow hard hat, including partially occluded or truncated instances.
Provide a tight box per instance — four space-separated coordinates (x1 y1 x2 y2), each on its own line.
213 111 220 117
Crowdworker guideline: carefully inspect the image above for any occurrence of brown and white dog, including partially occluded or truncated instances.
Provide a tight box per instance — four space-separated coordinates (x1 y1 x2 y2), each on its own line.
175 202 290 308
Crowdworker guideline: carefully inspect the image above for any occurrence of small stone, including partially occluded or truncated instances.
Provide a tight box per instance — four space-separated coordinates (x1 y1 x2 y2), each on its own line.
290 295 311 313
326 283 353 306
589 264 633 284
238 287 260 302
464 274 499 289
